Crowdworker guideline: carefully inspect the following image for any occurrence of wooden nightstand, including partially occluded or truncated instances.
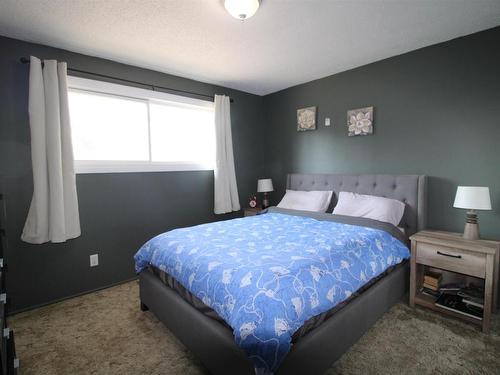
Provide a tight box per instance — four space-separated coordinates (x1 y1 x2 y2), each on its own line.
243 207 263 217
409 230 500 333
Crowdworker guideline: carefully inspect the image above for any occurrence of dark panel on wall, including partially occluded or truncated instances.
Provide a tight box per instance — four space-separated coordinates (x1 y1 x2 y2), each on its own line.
263 27 500 239
0 36 265 312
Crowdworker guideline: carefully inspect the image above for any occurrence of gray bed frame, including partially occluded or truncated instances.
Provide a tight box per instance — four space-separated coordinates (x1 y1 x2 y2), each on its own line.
139 174 427 375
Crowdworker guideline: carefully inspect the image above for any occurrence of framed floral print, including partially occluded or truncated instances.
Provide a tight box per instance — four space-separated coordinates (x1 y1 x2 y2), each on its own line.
297 106 317 131
347 106 373 136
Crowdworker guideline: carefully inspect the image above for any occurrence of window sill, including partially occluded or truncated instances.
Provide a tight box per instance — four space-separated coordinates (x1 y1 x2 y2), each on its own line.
74 161 214 174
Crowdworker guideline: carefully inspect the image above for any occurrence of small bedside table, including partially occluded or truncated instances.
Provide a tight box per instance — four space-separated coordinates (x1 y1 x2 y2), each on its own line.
243 207 263 217
409 230 500 333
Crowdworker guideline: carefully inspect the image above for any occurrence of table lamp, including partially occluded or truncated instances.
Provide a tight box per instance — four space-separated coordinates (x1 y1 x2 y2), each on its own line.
257 179 273 209
453 186 492 240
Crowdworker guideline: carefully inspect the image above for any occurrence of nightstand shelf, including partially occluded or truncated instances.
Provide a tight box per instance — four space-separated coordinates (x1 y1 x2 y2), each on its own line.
413 292 482 327
409 230 500 333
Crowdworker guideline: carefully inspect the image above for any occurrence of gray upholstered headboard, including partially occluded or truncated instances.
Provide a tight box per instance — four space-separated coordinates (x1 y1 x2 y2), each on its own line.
286 174 427 236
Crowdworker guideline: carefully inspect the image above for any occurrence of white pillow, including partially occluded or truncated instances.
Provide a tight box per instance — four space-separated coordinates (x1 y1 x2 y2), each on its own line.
332 192 405 226
277 190 333 212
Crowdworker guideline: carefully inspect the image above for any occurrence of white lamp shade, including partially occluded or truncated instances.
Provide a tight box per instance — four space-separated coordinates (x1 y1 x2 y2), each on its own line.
257 179 273 193
224 0 260 20
453 186 492 210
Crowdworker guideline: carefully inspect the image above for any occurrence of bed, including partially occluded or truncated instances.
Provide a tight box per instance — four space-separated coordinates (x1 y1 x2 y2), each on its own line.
136 173 427 375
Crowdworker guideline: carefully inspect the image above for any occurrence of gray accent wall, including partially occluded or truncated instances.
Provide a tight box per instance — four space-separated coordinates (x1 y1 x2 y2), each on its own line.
262 26 500 239
0 36 265 312
2 25 500 312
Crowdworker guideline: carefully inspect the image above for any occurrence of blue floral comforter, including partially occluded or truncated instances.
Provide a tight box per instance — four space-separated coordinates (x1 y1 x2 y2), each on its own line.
134 209 409 373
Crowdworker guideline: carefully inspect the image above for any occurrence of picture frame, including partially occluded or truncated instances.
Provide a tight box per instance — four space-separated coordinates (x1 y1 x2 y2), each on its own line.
347 106 374 136
297 106 317 131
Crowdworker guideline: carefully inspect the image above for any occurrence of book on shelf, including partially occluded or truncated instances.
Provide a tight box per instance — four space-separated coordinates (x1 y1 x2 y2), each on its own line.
462 298 484 309
420 287 441 298
435 294 483 320
458 285 484 308
423 271 442 287
457 285 484 300
439 286 461 293
422 282 439 291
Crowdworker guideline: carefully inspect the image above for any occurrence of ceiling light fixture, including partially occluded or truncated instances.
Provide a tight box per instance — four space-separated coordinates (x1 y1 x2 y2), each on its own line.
224 0 260 21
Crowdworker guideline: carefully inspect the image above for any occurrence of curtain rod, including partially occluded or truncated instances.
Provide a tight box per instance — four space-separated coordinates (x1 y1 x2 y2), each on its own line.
19 57 233 103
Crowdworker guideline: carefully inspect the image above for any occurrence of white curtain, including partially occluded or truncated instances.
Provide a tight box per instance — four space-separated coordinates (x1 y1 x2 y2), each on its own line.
214 95 240 214
21 56 81 244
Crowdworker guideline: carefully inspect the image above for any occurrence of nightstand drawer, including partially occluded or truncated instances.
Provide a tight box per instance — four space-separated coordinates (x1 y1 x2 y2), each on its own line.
416 242 486 278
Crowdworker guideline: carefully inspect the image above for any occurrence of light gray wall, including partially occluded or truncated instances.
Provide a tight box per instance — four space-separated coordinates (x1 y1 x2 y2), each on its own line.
263 26 500 239
0 36 265 312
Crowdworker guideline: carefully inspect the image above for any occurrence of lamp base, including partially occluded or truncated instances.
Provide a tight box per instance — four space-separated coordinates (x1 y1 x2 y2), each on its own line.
262 192 270 209
463 210 479 240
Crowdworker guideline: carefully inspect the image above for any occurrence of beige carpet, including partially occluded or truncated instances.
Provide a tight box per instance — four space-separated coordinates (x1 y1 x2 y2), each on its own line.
9 281 500 375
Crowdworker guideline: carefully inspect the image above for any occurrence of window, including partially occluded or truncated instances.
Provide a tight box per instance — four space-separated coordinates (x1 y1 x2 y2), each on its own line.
67 76 215 173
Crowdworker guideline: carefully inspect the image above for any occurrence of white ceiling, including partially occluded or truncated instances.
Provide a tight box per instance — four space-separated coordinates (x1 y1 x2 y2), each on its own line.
0 0 499 96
